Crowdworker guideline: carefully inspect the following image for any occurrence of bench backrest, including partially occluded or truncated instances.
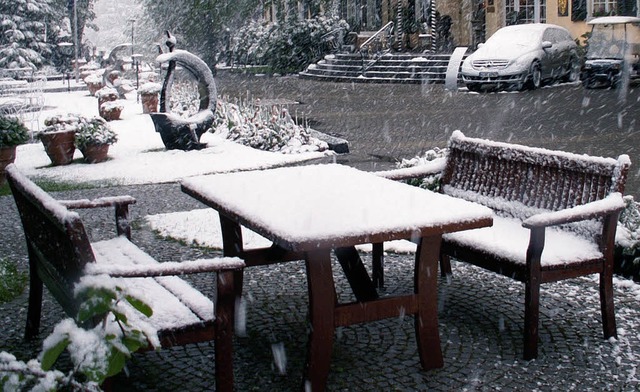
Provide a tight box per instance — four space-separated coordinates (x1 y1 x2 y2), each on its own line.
6 164 95 315
441 131 630 221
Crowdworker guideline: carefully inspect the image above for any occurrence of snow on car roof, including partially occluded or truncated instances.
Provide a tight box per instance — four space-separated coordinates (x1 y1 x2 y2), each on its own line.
588 16 640 25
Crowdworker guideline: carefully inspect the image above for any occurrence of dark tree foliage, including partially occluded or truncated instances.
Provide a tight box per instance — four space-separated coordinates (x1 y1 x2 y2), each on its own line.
0 0 66 69
143 0 262 66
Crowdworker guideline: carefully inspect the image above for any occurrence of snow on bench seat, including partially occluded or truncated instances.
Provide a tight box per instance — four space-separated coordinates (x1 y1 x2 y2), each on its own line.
91 237 215 329
444 215 602 268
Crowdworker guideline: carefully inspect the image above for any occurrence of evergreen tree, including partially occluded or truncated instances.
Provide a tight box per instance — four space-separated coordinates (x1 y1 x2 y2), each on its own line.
143 0 263 66
0 0 62 69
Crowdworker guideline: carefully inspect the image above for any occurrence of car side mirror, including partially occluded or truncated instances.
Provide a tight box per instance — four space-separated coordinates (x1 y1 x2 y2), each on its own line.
542 41 552 49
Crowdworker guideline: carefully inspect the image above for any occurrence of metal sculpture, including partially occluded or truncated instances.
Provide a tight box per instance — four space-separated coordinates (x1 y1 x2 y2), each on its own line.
150 31 216 150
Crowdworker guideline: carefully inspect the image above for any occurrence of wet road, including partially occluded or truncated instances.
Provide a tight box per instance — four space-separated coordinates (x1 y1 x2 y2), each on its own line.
215 73 640 196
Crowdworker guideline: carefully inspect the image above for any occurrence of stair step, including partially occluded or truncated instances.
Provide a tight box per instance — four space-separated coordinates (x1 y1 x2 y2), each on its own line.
303 51 465 84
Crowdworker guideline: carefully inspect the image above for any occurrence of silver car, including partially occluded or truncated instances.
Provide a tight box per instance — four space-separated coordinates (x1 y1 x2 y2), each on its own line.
461 23 580 92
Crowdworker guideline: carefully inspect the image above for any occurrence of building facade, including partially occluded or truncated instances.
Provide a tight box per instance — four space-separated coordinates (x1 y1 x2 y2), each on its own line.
334 0 639 47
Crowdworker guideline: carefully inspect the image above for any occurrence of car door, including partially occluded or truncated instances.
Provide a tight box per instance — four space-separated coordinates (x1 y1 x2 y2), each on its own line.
541 28 562 80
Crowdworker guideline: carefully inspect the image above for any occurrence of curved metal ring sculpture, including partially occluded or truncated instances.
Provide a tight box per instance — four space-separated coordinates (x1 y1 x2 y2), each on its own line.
150 46 217 151
102 43 132 90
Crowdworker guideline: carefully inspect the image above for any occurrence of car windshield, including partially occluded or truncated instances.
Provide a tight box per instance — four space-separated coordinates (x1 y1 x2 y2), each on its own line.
486 28 540 48
587 24 629 59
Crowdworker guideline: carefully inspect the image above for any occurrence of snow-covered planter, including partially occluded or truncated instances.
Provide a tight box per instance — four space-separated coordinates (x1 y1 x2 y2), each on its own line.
96 86 119 117
74 116 117 163
138 82 162 114
84 73 104 96
39 114 83 166
99 100 125 121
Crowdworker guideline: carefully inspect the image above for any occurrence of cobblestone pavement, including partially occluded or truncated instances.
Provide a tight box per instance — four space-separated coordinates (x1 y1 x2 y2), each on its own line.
2 183 640 391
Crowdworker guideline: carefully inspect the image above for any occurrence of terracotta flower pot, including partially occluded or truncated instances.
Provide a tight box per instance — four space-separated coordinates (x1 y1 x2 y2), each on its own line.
87 82 104 96
140 93 159 114
99 107 123 121
98 94 118 111
40 130 76 165
80 144 110 163
0 145 17 186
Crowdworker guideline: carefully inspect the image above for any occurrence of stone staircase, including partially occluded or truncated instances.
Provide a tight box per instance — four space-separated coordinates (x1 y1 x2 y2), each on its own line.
299 52 464 84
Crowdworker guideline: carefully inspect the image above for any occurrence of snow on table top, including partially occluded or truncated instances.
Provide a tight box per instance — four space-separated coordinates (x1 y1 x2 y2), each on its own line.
182 164 493 250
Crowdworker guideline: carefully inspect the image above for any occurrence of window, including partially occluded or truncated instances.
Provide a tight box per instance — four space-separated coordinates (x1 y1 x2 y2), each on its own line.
592 0 617 16
506 0 546 25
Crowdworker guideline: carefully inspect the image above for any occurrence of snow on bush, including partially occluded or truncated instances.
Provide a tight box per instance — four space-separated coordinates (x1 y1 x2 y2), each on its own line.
214 98 328 154
395 148 446 190
0 277 157 390
229 15 350 72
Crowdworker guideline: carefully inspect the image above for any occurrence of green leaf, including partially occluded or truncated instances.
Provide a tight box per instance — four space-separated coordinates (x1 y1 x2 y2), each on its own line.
76 287 118 322
41 336 70 370
125 295 153 317
106 349 127 378
111 309 129 324
122 331 148 352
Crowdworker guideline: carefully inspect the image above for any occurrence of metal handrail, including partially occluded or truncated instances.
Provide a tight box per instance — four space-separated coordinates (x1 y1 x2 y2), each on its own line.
359 22 395 75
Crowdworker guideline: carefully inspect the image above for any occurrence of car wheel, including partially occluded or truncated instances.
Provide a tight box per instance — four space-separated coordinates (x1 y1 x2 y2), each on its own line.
525 62 542 90
563 58 580 83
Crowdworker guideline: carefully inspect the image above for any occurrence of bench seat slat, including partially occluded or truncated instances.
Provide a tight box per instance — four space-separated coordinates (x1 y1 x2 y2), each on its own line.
443 216 602 268
91 238 214 330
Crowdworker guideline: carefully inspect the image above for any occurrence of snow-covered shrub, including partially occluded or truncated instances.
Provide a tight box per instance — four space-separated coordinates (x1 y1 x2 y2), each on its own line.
230 15 350 73
395 148 446 190
0 258 27 303
214 98 328 153
616 196 640 279
169 81 201 118
0 278 157 390
74 116 118 149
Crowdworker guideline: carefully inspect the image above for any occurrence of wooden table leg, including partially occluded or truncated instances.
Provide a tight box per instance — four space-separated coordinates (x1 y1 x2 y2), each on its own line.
304 249 336 391
335 246 378 301
372 242 385 289
219 214 244 297
414 235 444 370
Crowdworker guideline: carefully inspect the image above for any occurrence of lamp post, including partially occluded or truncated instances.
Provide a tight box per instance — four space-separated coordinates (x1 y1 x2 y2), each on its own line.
132 53 142 102
73 0 79 83
128 19 136 59
58 42 73 92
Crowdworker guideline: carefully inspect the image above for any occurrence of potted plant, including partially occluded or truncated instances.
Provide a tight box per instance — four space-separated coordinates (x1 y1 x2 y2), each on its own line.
0 115 30 185
99 100 125 121
74 116 117 163
39 115 79 165
84 72 104 96
138 82 162 114
95 86 119 110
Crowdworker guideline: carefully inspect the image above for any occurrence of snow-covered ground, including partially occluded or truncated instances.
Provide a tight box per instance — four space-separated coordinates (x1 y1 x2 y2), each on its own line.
13 86 331 186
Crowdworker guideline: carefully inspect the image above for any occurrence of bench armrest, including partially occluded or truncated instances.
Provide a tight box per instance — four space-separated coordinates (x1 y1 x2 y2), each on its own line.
59 196 136 239
374 157 446 181
84 257 245 278
522 193 625 229
58 195 137 209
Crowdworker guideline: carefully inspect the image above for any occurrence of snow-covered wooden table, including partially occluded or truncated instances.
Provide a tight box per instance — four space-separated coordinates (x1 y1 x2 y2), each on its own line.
181 164 493 390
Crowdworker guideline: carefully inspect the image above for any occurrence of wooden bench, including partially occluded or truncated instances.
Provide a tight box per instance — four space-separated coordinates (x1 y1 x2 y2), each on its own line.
5 164 244 391
376 131 630 360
